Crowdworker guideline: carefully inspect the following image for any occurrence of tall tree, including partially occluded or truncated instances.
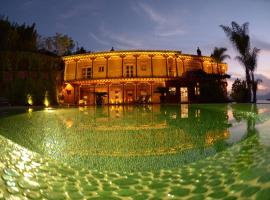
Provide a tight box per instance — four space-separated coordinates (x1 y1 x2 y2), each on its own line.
211 47 230 74
246 47 260 103
0 16 37 52
39 33 75 56
220 22 252 102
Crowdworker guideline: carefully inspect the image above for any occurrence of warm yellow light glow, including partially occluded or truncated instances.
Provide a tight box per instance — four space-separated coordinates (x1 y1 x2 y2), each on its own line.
44 107 54 113
65 119 73 128
65 83 73 90
44 91 50 107
28 108 33 118
27 94 33 105
44 99 49 107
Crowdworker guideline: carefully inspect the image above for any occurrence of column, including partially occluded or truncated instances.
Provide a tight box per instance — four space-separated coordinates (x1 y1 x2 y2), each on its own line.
163 55 169 77
149 82 153 103
149 54 154 77
78 85 81 101
74 59 79 80
135 81 138 101
64 61 67 81
175 55 179 77
93 84 96 105
133 54 140 77
211 60 214 74
181 58 185 74
120 54 126 77
107 82 110 104
121 82 125 104
200 60 204 71
90 57 96 78
104 56 110 78
73 84 76 104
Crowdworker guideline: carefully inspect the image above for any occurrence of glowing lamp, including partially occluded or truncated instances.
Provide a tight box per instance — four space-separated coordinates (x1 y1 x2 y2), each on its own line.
27 94 33 106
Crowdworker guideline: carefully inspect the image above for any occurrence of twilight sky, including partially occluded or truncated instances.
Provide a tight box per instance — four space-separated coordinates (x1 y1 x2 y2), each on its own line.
1 0 270 94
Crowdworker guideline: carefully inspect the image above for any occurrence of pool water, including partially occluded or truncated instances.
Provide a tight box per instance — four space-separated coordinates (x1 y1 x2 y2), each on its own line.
0 104 270 199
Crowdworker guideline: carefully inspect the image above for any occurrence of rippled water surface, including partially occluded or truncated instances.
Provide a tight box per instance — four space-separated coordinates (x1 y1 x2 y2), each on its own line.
0 104 270 199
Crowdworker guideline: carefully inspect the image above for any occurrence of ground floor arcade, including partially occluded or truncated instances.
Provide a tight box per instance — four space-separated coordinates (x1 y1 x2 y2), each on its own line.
60 78 195 105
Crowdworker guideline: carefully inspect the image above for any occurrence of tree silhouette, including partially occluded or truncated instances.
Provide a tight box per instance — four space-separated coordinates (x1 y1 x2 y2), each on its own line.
211 47 230 74
220 22 260 103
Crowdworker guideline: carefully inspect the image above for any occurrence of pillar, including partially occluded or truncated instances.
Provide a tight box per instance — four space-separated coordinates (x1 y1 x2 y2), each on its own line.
163 55 169 77
78 85 81 101
74 59 79 80
104 56 110 78
175 55 178 77
135 81 138 101
107 83 110 104
181 58 185 74
200 60 204 71
150 82 153 103
73 84 76 104
90 57 96 78
120 54 126 77
93 84 96 105
211 60 214 74
149 54 154 77
133 54 140 77
121 82 125 104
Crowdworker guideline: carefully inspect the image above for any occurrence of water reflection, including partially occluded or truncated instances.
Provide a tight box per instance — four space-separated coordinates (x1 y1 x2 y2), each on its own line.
231 104 259 139
0 104 259 171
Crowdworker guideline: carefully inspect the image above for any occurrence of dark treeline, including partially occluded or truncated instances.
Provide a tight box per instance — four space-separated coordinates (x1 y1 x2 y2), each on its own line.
0 16 38 52
0 16 77 106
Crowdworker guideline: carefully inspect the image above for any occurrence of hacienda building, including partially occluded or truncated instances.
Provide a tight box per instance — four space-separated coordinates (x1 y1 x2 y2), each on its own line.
60 49 228 105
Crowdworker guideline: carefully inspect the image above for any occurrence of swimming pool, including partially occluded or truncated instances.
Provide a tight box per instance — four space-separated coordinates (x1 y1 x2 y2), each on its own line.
0 104 270 199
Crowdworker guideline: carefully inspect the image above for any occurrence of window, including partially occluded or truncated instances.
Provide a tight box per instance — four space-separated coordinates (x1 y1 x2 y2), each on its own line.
195 83 200 95
82 67 92 79
98 66 104 72
126 65 134 77
169 87 176 95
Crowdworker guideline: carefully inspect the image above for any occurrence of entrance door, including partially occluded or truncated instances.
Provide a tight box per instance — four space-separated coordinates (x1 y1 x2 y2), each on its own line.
180 87 188 103
126 90 134 103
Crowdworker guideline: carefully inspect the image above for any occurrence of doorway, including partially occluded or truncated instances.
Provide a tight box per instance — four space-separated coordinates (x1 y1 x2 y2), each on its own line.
180 87 188 103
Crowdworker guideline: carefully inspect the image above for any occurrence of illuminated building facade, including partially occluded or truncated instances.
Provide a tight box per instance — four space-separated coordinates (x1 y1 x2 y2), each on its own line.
61 50 228 105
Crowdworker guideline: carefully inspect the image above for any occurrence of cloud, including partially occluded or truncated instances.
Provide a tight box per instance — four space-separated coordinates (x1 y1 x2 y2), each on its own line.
97 24 144 49
253 38 270 52
135 2 167 25
89 32 111 46
131 2 186 37
58 3 100 20
155 29 185 37
88 24 144 50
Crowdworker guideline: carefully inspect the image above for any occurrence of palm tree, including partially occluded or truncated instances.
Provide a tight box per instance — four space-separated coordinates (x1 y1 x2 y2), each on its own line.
220 22 252 102
246 48 260 103
210 47 230 74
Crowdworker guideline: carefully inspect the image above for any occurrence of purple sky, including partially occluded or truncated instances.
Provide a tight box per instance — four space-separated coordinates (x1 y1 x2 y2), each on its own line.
1 0 270 94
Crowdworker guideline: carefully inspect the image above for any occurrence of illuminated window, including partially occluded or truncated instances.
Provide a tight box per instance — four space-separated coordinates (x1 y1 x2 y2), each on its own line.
98 66 104 72
195 83 200 95
82 67 92 79
126 65 134 77
169 87 176 95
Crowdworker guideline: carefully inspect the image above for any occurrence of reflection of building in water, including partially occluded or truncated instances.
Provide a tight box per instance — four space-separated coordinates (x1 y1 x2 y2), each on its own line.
61 105 231 156
181 104 189 118
62 50 228 105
